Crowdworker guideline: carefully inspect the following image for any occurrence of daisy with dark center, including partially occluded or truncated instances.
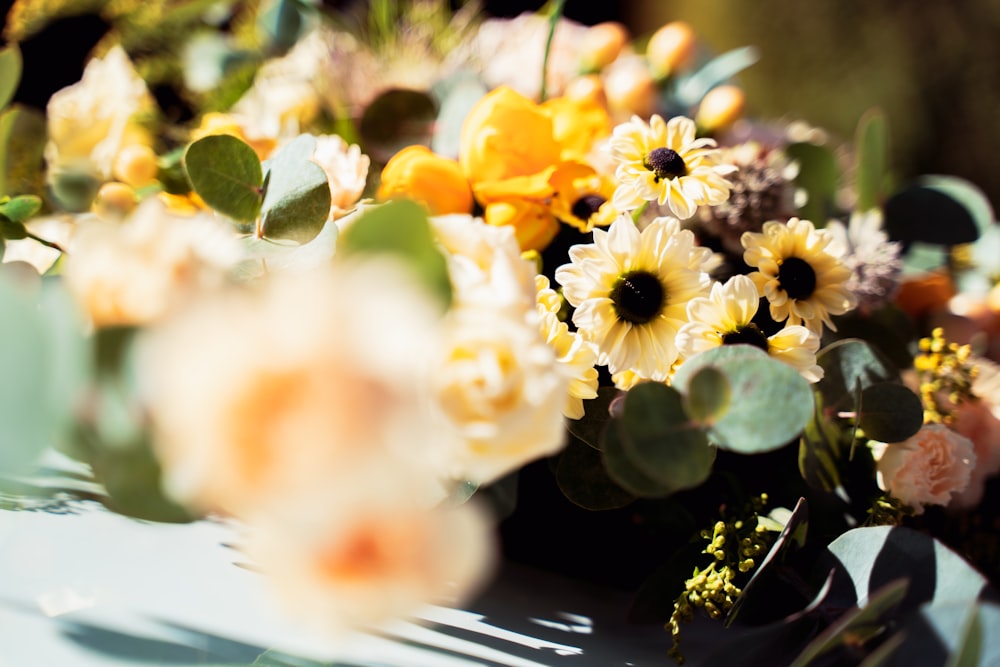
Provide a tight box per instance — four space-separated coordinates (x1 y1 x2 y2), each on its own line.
741 218 857 334
549 161 619 232
609 114 736 220
676 275 824 383
554 213 714 378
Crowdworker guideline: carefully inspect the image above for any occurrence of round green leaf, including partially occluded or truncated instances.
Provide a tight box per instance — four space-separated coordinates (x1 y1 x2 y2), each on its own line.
671 343 768 391
858 382 924 443
0 278 56 476
600 417 677 497
184 134 263 223
0 194 42 224
566 386 622 449
430 71 488 159
884 175 994 247
338 199 452 308
684 365 731 425
710 356 813 452
360 88 437 164
259 134 332 244
619 382 716 491
816 338 898 414
554 435 634 510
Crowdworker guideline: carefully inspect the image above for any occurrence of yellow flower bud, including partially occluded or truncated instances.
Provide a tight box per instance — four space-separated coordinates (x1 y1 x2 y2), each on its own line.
646 21 697 79
92 181 137 219
695 85 746 134
113 144 160 188
459 86 562 185
579 21 631 73
483 199 560 252
563 74 608 108
603 57 657 119
377 145 473 215
542 96 613 161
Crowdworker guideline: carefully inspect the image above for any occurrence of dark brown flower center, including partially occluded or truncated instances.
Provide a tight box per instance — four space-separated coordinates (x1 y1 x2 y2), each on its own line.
571 194 606 221
721 323 769 351
645 147 688 181
611 270 665 325
777 257 817 300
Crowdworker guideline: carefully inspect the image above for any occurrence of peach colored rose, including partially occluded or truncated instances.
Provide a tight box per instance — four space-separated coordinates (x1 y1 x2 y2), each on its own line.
872 423 975 514
949 400 1000 508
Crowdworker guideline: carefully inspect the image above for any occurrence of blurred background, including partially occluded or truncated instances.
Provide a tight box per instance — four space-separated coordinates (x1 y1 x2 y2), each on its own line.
5 0 1000 210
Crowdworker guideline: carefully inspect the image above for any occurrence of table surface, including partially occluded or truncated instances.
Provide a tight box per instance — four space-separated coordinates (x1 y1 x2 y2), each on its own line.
0 500 733 667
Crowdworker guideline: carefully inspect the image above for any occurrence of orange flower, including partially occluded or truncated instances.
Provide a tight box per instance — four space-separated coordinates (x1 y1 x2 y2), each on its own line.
377 145 473 215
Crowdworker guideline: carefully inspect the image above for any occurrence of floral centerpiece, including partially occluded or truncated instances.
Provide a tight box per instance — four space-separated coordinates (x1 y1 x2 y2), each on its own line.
2 0 999 664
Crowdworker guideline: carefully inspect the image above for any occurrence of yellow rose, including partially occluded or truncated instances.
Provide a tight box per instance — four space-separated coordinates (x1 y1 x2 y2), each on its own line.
542 96 613 162
459 86 562 184
481 199 560 252
377 145 473 215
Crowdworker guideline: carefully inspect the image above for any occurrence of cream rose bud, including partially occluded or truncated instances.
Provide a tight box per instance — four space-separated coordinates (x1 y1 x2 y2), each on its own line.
871 423 976 514
432 305 567 486
45 46 155 182
243 469 496 637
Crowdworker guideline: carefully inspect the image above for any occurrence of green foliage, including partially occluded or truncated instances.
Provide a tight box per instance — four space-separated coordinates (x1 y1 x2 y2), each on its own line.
884 175 993 248
430 71 488 159
785 140 840 226
673 46 761 110
854 107 890 211
798 395 845 493
0 43 22 112
359 89 437 164
184 134 264 223
554 434 635 510
566 385 622 449
684 365 731 425
674 345 814 454
815 338 898 417
336 198 453 308
259 134 332 244
857 381 923 443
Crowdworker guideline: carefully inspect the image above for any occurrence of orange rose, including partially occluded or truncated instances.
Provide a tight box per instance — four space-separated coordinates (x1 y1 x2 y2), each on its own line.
377 145 473 215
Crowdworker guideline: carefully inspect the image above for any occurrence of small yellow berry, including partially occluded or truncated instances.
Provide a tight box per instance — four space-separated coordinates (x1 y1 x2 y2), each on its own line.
645 21 697 79
113 144 160 188
91 181 137 219
695 85 746 134
580 22 631 72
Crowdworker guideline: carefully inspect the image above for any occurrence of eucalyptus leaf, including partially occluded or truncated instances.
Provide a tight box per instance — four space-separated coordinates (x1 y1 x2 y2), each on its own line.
0 277 58 477
710 356 813 453
184 134 263 223
0 194 42 223
566 385 622 449
600 417 677 498
337 199 452 308
684 365 731 425
671 343 768 391
789 578 910 667
259 134 331 244
0 43 21 111
618 382 715 491
674 46 760 108
554 434 634 510
359 88 437 164
785 141 840 225
798 394 844 493
857 382 923 443
901 241 949 274
884 175 993 248
430 71 488 160
816 338 898 414
854 108 890 212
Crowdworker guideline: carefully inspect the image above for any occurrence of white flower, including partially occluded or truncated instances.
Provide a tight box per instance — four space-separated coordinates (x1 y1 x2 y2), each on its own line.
536 275 599 419
45 45 155 181
310 134 371 219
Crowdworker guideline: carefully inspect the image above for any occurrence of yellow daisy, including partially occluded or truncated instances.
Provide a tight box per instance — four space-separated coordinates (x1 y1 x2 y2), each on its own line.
548 161 619 233
676 275 824 383
741 218 857 334
609 114 736 220
535 275 600 419
554 213 714 378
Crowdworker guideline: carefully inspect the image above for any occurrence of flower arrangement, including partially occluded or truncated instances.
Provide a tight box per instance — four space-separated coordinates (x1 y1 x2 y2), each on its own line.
2 0 1000 664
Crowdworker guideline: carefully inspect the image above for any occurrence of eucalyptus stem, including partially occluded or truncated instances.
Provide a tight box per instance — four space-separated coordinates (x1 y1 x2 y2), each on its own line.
538 0 567 102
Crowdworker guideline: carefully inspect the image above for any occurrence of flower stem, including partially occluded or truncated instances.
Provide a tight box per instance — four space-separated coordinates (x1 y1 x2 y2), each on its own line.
539 0 567 102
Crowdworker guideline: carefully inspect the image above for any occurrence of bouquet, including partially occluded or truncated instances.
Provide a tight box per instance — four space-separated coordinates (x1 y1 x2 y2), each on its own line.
2 1 999 664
